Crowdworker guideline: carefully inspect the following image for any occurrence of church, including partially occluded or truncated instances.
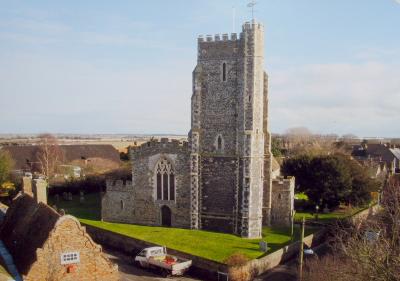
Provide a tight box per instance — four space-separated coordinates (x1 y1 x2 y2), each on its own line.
101 20 294 239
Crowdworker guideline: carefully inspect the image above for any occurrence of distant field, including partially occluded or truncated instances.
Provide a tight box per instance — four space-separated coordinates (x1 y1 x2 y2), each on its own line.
50 193 320 263
0 135 188 153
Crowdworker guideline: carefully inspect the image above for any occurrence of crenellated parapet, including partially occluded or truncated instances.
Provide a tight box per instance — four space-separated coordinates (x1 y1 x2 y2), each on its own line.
197 21 263 43
272 176 295 187
131 138 189 158
106 179 133 192
197 33 239 43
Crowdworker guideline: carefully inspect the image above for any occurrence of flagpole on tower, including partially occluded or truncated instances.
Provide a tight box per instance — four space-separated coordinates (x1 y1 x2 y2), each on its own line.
232 5 236 33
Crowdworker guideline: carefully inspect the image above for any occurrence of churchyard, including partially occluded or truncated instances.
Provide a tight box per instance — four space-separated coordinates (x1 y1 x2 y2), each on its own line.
49 193 321 262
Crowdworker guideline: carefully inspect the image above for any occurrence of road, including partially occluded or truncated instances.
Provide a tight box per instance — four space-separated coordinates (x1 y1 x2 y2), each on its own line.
256 264 297 281
104 248 203 281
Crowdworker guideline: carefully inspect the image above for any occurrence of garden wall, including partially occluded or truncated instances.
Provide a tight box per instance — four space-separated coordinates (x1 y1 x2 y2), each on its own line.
246 228 327 277
350 204 379 223
83 224 228 281
83 205 379 280
83 223 327 280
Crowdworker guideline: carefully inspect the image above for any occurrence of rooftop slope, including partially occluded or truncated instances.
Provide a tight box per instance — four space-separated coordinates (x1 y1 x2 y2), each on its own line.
0 194 60 275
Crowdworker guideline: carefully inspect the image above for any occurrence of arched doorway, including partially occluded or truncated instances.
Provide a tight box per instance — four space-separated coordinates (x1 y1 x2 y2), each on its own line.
161 205 171 227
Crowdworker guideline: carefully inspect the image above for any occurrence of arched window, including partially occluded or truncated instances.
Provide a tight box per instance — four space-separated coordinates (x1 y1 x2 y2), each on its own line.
155 158 175 201
222 62 227 82
215 134 224 153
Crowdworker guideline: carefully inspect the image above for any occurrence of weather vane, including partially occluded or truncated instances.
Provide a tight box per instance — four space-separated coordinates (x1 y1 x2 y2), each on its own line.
247 0 257 20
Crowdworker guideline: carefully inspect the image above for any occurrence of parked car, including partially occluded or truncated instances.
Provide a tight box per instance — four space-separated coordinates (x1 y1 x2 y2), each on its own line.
135 246 192 277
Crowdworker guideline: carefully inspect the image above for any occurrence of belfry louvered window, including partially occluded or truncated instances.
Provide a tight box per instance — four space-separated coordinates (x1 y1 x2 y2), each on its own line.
156 158 175 201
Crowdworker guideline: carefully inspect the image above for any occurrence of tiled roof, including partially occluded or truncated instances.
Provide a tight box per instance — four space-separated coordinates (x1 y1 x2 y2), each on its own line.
2 144 120 171
0 194 60 275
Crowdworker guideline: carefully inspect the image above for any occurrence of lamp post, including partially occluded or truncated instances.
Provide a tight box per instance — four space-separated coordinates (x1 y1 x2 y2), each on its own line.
299 216 305 281
315 205 320 221
291 209 296 242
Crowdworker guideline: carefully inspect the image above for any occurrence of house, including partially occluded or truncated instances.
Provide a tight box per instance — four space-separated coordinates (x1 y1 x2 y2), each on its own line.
1 144 121 175
352 143 400 174
0 194 118 281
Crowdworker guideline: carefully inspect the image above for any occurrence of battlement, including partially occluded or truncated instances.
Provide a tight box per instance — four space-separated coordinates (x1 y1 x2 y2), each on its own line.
106 179 133 192
242 20 263 31
198 33 239 43
197 21 263 43
132 138 189 151
272 176 295 185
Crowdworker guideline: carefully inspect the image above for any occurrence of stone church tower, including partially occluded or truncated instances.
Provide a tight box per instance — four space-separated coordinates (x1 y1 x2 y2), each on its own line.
102 20 293 240
190 21 272 238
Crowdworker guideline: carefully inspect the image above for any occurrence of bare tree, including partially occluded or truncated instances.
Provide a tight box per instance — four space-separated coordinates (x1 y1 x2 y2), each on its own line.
36 134 63 179
304 175 400 281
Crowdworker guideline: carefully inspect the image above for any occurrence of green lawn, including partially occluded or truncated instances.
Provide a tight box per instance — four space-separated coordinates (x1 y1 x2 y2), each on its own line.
50 193 320 263
294 206 364 223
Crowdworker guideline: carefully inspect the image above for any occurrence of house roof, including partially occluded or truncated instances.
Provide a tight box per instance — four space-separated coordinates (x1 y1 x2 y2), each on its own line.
0 194 60 275
352 144 396 164
390 148 400 160
2 144 120 171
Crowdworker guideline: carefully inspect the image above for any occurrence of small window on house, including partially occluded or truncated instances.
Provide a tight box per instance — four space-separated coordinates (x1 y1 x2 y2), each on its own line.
217 136 222 150
278 193 282 200
222 62 227 82
120 200 124 210
60 252 80 265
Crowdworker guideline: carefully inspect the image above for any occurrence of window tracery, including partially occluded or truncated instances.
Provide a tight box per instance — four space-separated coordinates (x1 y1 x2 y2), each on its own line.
155 158 175 201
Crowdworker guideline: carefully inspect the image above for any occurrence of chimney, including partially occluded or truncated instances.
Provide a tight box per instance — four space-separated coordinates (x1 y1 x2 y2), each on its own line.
32 179 48 205
22 176 33 196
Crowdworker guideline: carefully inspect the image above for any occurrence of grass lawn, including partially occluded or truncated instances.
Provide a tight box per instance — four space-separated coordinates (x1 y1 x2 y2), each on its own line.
294 206 365 223
49 193 320 263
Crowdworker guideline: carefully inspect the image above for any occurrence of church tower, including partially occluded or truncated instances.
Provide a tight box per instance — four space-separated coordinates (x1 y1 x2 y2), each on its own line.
190 21 272 238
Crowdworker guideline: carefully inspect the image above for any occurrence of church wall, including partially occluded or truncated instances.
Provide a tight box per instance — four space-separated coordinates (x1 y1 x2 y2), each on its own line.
130 139 191 228
101 180 134 223
200 156 238 233
271 176 295 226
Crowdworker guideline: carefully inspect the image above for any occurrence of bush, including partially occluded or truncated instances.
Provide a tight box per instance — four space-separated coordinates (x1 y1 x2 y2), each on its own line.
224 253 254 281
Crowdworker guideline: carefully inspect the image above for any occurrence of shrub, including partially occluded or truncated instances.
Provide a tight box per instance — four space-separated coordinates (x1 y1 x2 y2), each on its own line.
225 253 254 281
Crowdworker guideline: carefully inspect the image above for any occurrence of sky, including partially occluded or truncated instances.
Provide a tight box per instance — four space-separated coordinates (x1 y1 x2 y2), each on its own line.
0 0 399 137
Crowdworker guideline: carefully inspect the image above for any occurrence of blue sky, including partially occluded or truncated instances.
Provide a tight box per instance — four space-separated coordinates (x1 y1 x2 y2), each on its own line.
0 0 399 137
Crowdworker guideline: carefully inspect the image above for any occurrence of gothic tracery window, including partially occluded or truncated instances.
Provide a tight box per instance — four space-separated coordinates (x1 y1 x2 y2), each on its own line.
155 158 175 201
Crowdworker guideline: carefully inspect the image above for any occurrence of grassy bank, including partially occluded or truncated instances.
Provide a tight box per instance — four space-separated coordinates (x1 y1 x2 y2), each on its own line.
50 193 320 262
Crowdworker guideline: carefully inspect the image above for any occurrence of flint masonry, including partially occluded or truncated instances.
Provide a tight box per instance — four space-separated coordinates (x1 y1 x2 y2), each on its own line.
102 21 294 238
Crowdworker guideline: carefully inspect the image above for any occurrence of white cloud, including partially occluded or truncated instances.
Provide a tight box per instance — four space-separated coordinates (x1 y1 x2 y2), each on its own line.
269 62 400 137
